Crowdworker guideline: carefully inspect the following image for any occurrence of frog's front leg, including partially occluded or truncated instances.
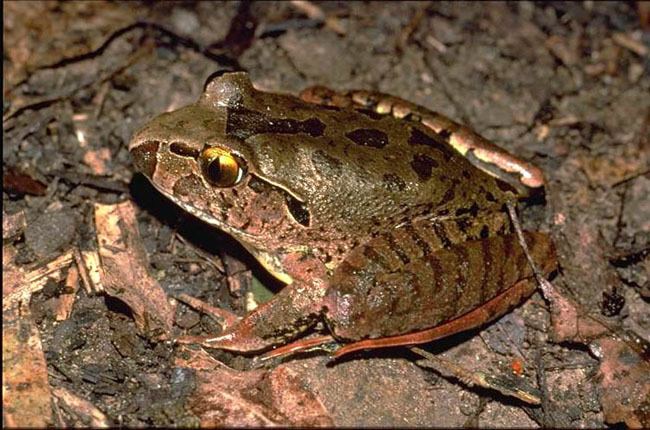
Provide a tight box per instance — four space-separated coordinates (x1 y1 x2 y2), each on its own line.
191 276 328 354
300 86 544 196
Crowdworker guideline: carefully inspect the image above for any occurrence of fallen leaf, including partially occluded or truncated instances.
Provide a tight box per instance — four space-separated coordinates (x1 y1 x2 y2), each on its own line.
83 148 112 176
52 387 110 428
538 276 649 427
2 167 47 196
594 337 650 428
94 201 174 339
2 249 61 428
175 347 333 427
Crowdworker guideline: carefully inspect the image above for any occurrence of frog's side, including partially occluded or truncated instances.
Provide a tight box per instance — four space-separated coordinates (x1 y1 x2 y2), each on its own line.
129 71 556 357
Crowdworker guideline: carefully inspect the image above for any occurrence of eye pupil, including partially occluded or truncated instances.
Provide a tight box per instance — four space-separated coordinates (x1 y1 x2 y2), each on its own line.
207 157 223 182
201 148 246 187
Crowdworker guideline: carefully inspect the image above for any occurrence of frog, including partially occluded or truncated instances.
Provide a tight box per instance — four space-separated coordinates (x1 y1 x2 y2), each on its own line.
129 71 557 359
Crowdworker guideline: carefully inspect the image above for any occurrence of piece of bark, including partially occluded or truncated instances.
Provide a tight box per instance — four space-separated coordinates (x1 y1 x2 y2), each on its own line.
3 250 74 309
54 265 80 321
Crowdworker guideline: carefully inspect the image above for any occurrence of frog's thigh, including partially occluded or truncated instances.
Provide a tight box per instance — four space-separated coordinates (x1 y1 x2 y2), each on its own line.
326 231 556 343
333 277 540 358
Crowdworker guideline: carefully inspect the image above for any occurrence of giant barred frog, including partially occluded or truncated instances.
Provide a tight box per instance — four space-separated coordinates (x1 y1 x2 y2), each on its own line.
129 71 557 358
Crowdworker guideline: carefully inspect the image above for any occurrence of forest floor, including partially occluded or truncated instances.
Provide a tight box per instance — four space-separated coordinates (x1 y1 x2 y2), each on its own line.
3 1 649 427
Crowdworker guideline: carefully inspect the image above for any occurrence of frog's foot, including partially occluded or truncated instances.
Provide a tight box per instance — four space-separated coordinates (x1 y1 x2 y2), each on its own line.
181 324 273 353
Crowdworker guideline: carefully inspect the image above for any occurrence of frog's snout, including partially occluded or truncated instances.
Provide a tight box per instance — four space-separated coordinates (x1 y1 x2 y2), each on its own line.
129 138 160 178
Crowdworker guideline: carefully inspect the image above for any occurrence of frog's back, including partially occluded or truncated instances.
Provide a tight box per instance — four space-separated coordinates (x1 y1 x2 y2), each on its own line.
237 87 517 233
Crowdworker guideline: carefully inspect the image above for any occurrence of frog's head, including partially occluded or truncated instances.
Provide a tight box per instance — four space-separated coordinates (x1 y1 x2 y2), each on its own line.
129 72 312 284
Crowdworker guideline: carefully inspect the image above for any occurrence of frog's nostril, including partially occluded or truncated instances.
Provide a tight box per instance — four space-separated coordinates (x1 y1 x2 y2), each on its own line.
169 141 200 158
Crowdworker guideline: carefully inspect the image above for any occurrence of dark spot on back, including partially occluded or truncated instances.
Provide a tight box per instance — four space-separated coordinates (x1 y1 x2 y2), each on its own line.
411 153 439 181
408 127 455 160
130 141 159 177
383 173 406 192
496 179 518 194
480 225 490 238
345 128 389 148
454 201 480 217
356 108 384 120
303 118 327 137
169 142 200 158
226 106 326 139
439 187 455 206
485 191 497 202
456 216 473 232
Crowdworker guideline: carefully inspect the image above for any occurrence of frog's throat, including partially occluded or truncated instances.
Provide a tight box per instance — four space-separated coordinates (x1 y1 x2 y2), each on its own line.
151 182 294 285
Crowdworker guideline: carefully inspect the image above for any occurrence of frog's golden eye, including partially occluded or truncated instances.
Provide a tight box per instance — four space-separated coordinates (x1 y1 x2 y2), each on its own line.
200 147 246 187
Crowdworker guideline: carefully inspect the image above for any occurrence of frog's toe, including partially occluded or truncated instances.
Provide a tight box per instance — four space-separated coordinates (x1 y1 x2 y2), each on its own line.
201 330 273 352
181 326 275 354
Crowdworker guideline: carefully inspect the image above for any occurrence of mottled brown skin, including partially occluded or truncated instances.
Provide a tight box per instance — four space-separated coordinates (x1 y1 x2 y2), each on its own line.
129 71 556 357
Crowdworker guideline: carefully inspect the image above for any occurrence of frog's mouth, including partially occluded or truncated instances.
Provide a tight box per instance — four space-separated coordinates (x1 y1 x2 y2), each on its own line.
148 179 295 285
148 178 255 239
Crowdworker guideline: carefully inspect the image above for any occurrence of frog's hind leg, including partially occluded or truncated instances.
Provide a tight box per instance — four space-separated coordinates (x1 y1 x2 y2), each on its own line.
300 86 544 195
332 277 538 359
325 230 557 359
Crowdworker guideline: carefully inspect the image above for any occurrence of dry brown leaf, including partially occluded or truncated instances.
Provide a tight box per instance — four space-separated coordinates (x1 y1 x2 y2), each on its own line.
94 201 174 339
52 387 110 428
2 167 47 197
2 257 53 427
2 209 26 240
595 337 650 428
176 347 333 427
539 276 649 427
82 148 113 176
